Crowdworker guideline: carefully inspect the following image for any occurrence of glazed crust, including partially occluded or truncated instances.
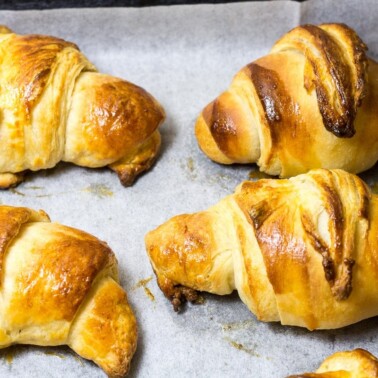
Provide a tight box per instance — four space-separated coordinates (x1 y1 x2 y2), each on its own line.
195 23 378 177
0 205 137 377
288 349 378 378
146 169 378 330
0 26 165 188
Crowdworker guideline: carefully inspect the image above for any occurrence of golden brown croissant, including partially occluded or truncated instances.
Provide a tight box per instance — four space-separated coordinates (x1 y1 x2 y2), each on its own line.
146 169 378 330
0 205 137 377
0 26 165 189
195 23 378 177
288 349 378 377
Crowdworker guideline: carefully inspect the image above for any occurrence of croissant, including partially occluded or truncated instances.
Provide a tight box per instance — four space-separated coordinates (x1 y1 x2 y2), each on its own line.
0 205 137 377
195 23 378 177
0 26 165 189
146 169 378 330
288 349 378 377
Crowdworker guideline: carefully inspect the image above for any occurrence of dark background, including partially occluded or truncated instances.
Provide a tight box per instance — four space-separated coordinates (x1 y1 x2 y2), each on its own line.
0 0 303 10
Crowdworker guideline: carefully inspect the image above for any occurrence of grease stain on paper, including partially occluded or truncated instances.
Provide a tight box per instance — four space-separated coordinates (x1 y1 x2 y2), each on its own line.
207 173 233 190
83 184 113 198
10 188 25 196
133 276 155 302
224 336 260 357
181 157 197 180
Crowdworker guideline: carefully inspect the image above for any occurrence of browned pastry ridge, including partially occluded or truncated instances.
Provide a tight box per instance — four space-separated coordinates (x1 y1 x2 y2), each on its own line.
146 169 378 330
0 26 165 189
0 205 137 377
195 23 378 177
288 349 378 378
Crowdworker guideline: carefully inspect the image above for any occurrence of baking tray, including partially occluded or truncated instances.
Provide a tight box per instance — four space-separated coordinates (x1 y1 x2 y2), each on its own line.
0 0 377 376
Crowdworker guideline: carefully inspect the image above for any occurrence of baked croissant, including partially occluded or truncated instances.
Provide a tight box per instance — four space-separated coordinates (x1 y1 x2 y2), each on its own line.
146 169 378 330
0 26 165 189
288 349 378 377
195 23 378 177
0 205 137 377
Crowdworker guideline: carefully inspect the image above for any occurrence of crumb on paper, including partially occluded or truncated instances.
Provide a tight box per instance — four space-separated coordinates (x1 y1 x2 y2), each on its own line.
133 276 155 302
221 319 255 332
144 287 155 301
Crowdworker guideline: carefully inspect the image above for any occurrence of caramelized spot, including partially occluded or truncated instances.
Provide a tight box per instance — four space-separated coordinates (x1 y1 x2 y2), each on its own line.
274 24 368 137
246 63 313 170
11 228 114 323
6 34 77 114
247 63 288 145
332 258 355 300
301 213 336 283
302 25 357 137
203 99 237 155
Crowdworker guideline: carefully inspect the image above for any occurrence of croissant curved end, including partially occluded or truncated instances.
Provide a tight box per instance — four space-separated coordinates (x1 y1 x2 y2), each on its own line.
65 72 166 182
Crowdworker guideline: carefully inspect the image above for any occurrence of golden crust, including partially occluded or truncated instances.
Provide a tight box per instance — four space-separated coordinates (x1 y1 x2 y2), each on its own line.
0 25 12 34
6 223 116 324
288 349 378 377
65 74 165 166
4 34 78 113
195 23 378 177
146 169 378 329
0 205 137 375
0 27 165 187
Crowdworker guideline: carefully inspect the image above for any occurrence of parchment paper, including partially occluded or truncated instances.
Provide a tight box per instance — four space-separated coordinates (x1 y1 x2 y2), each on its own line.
0 1 377 376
